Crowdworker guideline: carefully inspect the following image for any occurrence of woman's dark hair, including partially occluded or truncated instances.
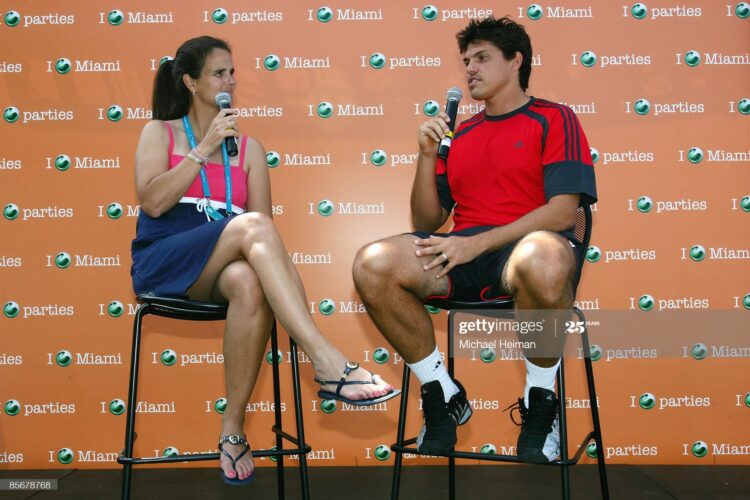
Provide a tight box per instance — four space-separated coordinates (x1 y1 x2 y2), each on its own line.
456 16 532 91
152 36 231 120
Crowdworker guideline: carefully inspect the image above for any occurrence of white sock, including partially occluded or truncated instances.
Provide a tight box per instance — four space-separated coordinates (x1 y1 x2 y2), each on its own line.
524 358 560 406
408 347 459 403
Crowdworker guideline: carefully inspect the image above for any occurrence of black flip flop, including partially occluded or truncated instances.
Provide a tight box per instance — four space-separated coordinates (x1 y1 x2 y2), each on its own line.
316 361 401 406
218 434 255 486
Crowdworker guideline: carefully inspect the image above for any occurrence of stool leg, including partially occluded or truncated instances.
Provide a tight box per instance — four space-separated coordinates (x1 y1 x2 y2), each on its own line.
270 322 285 500
447 311 455 500
290 339 310 500
390 365 411 500
449 453 456 500
121 304 149 500
557 359 570 500
578 310 609 500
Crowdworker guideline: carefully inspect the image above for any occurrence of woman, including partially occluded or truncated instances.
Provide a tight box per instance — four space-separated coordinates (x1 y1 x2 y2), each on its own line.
131 36 398 486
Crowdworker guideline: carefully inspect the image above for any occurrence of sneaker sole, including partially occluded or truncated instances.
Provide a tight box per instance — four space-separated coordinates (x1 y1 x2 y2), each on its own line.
416 425 426 449
457 404 472 426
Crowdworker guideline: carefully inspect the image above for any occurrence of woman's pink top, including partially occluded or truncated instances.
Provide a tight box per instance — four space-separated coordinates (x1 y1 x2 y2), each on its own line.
165 121 249 209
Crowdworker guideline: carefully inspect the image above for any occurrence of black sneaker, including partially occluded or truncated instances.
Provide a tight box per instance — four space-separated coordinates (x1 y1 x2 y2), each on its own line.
416 380 472 455
510 387 560 463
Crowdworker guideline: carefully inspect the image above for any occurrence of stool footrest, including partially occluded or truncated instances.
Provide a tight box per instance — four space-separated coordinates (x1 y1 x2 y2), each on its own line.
272 425 303 446
118 452 220 465
391 431 594 466
119 425 311 465
118 444 312 465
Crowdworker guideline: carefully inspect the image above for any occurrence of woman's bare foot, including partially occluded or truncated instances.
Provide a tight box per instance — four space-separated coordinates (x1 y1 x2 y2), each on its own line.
316 361 395 402
219 430 254 483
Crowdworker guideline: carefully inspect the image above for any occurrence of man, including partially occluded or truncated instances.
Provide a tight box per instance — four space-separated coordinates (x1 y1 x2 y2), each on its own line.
352 16 596 463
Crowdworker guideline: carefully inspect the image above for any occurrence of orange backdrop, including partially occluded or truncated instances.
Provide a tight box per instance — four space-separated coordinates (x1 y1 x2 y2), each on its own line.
1 1 749 469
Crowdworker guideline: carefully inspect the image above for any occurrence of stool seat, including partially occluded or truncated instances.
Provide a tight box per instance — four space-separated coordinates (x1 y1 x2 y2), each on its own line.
425 296 514 311
118 294 311 499
136 293 228 318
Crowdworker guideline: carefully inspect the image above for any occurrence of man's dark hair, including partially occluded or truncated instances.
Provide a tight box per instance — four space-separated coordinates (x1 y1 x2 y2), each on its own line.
456 16 532 91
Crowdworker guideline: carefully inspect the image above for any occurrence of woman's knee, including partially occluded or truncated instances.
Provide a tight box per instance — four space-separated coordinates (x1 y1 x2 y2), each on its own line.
219 261 266 308
227 212 276 245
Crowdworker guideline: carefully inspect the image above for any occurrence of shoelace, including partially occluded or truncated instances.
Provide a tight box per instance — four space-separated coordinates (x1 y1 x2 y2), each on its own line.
503 398 555 432
503 399 524 426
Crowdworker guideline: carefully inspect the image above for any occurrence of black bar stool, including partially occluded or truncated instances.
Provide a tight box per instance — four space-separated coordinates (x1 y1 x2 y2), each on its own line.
390 206 609 500
117 294 311 499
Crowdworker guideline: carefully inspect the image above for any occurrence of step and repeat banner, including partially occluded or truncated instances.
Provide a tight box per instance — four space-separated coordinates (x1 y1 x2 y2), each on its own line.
1 1 749 470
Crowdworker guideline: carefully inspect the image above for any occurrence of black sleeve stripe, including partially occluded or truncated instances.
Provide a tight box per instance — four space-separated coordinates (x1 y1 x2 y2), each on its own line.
580 108 583 161
462 111 485 125
452 111 485 141
453 116 485 141
561 106 571 162
521 109 549 154
564 105 581 163
564 105 575 162
532 101 574 162
532 101 564 156
560 104 584 163
436 174 455 212
562 105 576 162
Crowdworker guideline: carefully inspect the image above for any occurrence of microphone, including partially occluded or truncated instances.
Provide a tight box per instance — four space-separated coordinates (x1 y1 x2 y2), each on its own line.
437 87 463 160
214 92 238 157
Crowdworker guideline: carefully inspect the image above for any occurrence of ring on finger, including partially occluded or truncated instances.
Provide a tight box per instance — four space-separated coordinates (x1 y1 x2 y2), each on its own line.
441 253 448 262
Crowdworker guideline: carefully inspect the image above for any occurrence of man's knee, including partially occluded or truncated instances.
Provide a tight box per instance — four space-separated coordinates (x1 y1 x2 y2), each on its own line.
353 236 430 293
353 240 401 288
509 231 576 302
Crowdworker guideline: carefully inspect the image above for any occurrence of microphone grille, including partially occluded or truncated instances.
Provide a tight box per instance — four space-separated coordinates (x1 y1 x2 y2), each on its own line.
446 87 463 101
214 92 232 107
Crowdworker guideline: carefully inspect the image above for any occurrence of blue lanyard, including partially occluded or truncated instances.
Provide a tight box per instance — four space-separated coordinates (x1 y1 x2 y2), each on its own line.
181 115 233 219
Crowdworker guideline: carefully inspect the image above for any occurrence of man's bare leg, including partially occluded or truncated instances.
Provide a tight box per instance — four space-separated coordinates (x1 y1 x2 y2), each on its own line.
502 230 577 463
354 234 473 454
